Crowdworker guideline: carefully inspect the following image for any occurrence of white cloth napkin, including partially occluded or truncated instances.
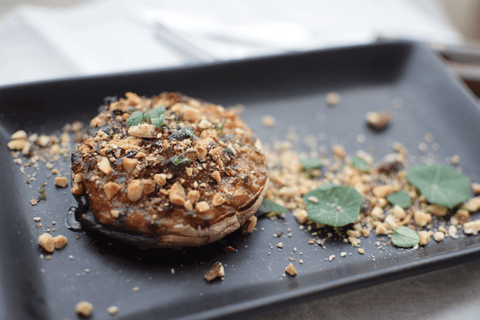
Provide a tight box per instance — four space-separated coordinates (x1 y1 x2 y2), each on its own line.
0 0 462 86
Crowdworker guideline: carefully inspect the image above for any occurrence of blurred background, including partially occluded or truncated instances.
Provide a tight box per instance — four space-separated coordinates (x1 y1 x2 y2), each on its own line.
1 0 480 97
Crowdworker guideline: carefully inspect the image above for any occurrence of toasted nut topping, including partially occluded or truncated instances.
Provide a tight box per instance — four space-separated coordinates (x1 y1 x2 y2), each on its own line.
198 119 212 129
71 184 84 195
463 197 480 212
184 200 193 211
366 111 391 130
38 233 55 253
285 263 297 276
7 139 26 150
426 204 448 216
126 92 140 105
154 173 167 186
90 116 105 127
127 180 143 202
110 210 120 219
142 179 156 195
293 208 307 223
188 190 200 204
128 123 157 138
326 92 340 105
375 223 387 235
245 216 257 233
169 182 187 206
104 182 121 200
373 185 394 198
456 209 470 224
463 219 480 235
262 115 275 127
195 146 208 161
418 231 431 245
11 130 27 140
185 167 193 176
75 301 93 317
122 158 138 173
434 231 445 242
204 262 224 281
74 174 83 183
36 135 50 147
53 235 68 249
107 306 118 316
54 176 69 188
211 171 221 183
212 194 226 206
196 201 210 213
414 210 431 227
182 106 200 123
98 157 112 175
332 144 346 159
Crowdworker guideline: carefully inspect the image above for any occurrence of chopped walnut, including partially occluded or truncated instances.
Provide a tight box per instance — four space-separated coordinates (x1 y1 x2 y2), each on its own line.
463 197 480 212
38 233 55 253
211 171 221 183
127 180 143 202
366 111 391 130
122 158 138 173
53 235 68 249
188 190 200 204
285 263 297 276
54 176 68 188
169 182 187 206
98 157 112 175
75 301 93 317
153 173 167 186
204 262 224 281
104 182 121 200
196 201 210 213
182 106 201 123
142 179 156 195
212 194 226 206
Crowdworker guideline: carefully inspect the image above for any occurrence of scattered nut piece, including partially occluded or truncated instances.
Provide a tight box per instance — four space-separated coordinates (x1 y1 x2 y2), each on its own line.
434 231 445 242
277 242 284 249
414 210 432 227
293 209 308 224
127 180 143 202
196 201 210 213
122 158 138 173
373 185 394 198
104 182 121 200
169 182 186 206
38 233 55 253
332 145 346 159
358 248 365 254
325 92 340 105
204 262 224 281
426 204 448 216
463 220 480 235
211 171 221 183
107 306 118 316
419 231 431 245
262 116 276 127
212 193 226 207
463 197 480 212
11 130 27 140
75 301 93 317
366 111 391 130
97 157 112 175
245 216 257 233
53 235 68 249
285 263 297 276
472 183 480 195
328 255 335 261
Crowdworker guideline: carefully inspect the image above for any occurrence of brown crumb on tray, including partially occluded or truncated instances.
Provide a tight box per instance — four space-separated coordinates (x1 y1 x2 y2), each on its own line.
53 235 68 249
107 306 119 315
325 92 340 105
38 233 55 253
262 115 276 127
75 301 93 317
54 176 68 188
285 263 297 276
204 262 225 282
366 111 391 130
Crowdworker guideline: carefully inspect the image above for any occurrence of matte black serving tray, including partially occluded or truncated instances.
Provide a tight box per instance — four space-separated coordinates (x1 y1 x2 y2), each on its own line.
1 41 480 320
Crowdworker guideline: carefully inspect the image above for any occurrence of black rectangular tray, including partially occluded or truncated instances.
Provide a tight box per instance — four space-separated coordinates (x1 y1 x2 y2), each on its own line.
1 41 480 320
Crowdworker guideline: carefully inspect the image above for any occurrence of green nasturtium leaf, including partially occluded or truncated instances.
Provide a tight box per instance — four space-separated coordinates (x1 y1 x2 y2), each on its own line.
391 226 420 248
300 158 322 170
149 106 166 127
387 191 411 208
350 156 369 171
406 163 470 208
260 200 288 214
126 111 144 128
304 184 363 227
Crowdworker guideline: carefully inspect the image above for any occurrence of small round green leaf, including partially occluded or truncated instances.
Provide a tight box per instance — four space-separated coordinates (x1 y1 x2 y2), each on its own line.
300 158 322 170
260 200 288 214
149 106 166 127
304 184 363 227
387 191 411 208
392 226 420 248
406 163 469 208
126 111 144 128
350 156 369 171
